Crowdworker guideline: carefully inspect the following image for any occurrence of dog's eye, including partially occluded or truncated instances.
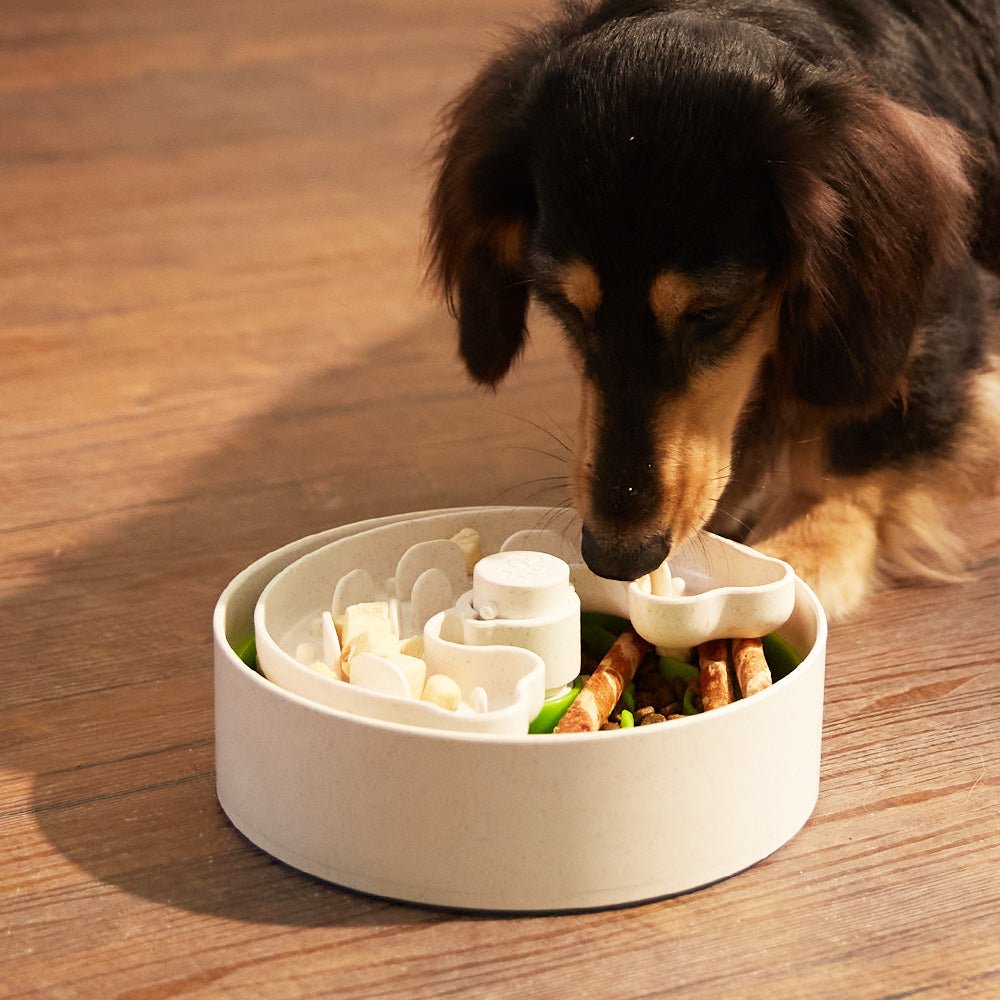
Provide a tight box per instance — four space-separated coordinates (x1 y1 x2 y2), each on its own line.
684 306 728 326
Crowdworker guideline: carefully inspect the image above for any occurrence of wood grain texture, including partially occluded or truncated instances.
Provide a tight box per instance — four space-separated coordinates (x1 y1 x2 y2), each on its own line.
1 2 997 997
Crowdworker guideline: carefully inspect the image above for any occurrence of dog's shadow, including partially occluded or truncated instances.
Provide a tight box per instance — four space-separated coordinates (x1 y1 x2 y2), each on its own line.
8 311 577 928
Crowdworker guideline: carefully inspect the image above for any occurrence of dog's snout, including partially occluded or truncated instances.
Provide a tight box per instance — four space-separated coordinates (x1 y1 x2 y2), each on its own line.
581 524 672 581
604 480 647 520
593 468 660 523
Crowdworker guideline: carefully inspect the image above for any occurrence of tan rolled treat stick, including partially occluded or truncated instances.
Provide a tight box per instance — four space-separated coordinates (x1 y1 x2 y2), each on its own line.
698 638 734 711
554 630 652 733
732 637 772 698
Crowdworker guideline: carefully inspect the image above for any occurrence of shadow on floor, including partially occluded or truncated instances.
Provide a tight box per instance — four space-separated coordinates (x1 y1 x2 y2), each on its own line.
9 311 579 928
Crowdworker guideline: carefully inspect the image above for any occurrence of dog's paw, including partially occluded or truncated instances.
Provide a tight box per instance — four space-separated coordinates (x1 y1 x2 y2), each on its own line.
752 500 880 620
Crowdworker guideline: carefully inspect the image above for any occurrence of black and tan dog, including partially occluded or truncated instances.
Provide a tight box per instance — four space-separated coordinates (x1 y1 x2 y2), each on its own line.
428 0 1000 618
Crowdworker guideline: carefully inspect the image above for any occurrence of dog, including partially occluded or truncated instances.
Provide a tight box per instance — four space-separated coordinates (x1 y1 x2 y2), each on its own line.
427 0 1000 618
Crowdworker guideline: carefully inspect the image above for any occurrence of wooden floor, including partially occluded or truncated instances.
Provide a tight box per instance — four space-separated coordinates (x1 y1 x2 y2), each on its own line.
2 2 998 997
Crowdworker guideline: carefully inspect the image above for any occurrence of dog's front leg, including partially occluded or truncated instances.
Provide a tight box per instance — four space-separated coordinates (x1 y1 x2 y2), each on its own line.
749 482 885 620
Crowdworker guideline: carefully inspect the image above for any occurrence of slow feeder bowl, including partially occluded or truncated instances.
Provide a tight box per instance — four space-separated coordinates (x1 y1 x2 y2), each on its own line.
213 506 827 912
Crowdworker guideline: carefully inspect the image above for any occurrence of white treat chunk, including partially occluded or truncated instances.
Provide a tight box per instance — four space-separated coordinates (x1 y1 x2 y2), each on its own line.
649 562 673 596
399 634 424 658
340 601 398 678
422 673 462 711
343 601 394 641
341 628 399 679
449 527 482 574
671 576 687 596
295 641 317 665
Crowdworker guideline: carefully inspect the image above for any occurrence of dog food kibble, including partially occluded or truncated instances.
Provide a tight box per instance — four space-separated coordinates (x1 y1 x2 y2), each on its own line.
563 612 800 734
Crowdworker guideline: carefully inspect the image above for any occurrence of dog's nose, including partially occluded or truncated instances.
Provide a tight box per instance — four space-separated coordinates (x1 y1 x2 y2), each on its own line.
580 524 672 581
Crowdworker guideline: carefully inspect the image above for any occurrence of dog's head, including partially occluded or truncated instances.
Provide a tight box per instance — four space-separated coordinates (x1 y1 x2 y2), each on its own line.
428 6 972 579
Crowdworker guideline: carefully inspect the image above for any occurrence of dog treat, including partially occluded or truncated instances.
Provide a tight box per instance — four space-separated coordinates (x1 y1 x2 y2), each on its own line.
449 527 482 574
732 637 773 698
649 562 672 596
340 601 397 678
698 639 734 711
554 630 652 733
421 673 462 711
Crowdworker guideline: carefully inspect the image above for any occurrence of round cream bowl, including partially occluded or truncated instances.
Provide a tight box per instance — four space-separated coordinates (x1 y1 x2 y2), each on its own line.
214 507 827 912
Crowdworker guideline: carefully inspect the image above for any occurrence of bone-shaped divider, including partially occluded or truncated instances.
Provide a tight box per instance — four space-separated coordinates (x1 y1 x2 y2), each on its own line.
624 534 797 651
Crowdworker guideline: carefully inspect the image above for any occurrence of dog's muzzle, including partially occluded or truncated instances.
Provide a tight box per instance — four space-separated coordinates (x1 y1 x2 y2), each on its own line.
580 524 673 581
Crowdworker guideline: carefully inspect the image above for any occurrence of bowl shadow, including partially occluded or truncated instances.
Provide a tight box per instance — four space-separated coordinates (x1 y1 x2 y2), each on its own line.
8 312 578 928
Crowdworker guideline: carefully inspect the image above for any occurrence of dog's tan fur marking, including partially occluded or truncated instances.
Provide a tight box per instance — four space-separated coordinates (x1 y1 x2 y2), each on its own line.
573 297 782 553
573 379 601 525
751 345 1000 619
649 304 780 544
557 260 602 316
649 270 698 327
754 487 883 618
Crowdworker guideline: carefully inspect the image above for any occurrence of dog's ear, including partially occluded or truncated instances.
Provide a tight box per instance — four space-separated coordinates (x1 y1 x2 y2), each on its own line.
427 48 540 386
772 75 974 408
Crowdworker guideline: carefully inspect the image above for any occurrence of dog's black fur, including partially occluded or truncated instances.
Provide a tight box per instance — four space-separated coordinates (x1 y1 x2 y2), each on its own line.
428 0 1000 617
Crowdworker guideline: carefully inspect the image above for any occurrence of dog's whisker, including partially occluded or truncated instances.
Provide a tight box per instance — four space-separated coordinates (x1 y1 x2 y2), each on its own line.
711 506 754 535
493 407 574 456
507 444 572 465
534 405 576 452
535 500 577 536
483 476 570 508
514 482 574 507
